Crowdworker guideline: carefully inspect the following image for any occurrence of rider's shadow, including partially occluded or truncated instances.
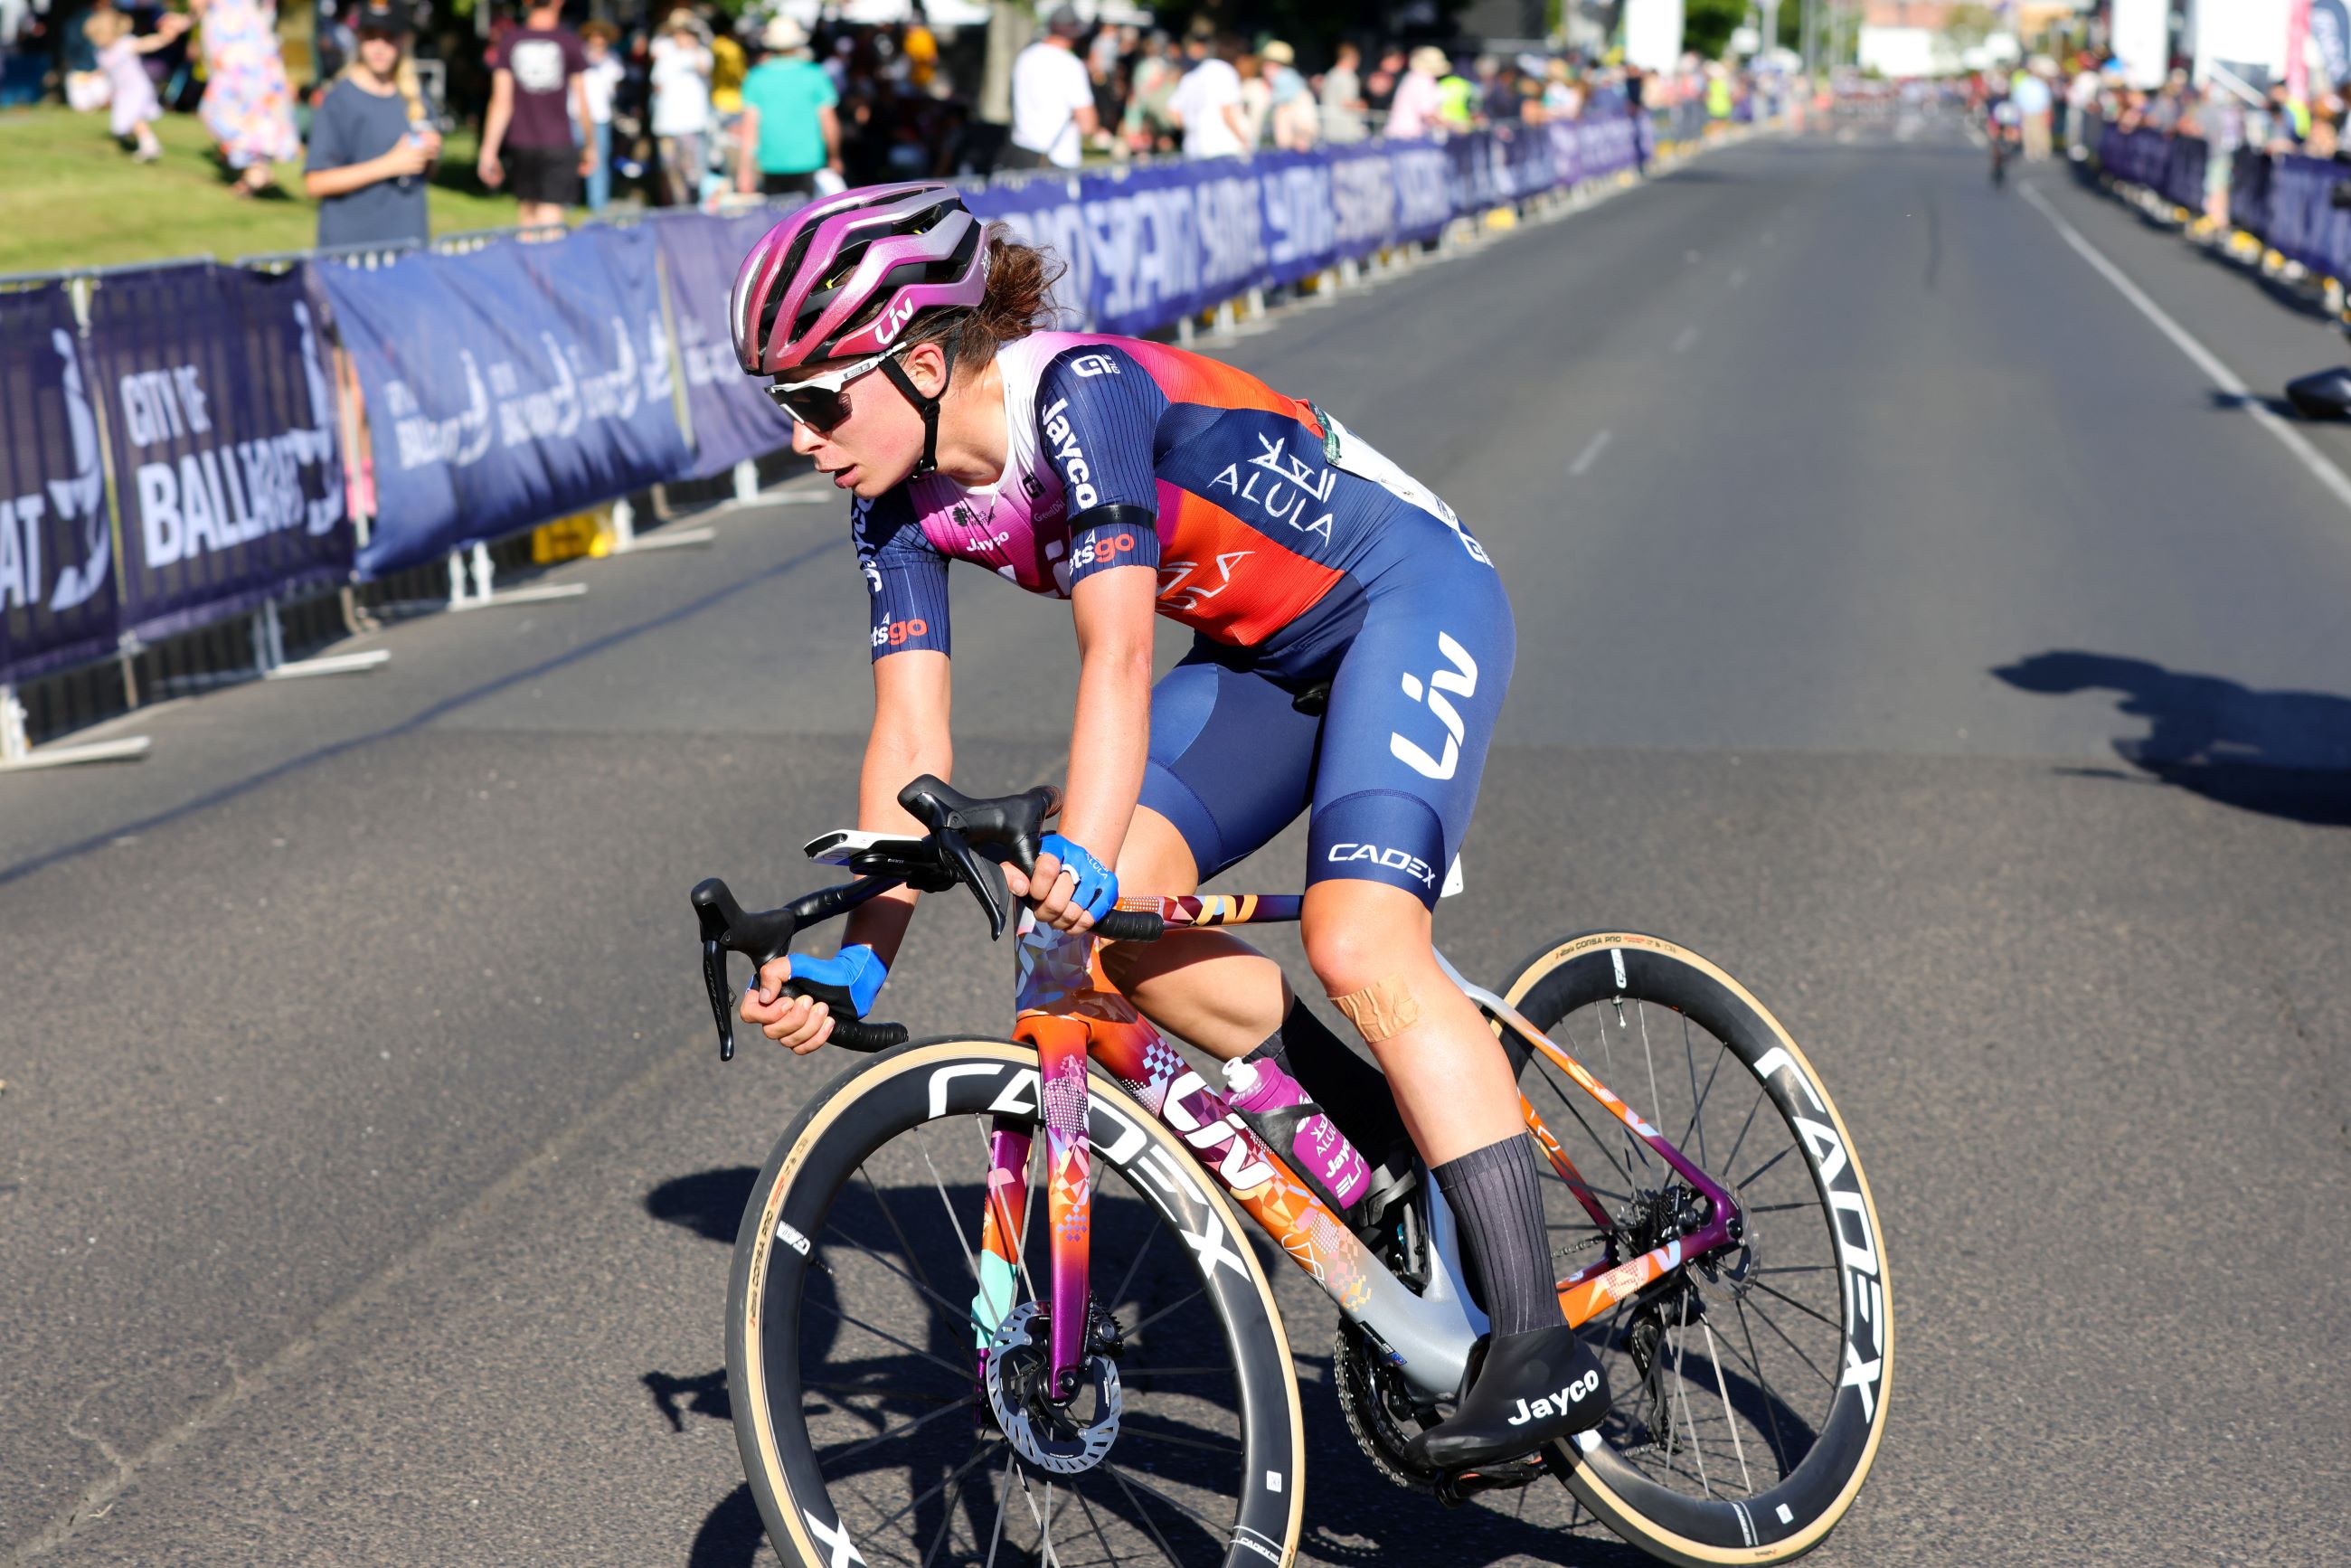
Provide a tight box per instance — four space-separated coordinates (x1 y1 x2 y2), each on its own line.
1994 650 2351 827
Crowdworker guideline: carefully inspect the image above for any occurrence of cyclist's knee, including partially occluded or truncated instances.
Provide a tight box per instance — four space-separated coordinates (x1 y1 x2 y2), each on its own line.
1300 883 1435 1006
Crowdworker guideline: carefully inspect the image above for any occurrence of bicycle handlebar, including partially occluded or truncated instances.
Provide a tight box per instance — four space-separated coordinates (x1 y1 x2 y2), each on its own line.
691 774 1164 1060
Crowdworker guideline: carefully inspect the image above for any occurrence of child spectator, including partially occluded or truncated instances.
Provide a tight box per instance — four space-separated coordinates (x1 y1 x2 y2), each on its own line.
304 0 439 248
579 20 621 212
89 6 187 162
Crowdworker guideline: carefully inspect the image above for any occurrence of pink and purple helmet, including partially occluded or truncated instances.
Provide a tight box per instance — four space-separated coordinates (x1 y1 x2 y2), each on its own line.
729 183 989 376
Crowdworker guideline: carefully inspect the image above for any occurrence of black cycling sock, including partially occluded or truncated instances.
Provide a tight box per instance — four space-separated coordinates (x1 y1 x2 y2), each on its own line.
1243 999 1413 1160
1432 1136 1563 1337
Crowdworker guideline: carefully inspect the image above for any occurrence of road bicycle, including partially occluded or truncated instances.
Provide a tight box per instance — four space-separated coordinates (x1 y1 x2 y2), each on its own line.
690 777 1891 1568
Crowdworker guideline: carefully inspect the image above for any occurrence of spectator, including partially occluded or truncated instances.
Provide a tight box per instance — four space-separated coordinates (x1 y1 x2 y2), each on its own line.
2009 60 2052 162
901 1 937 92
478 0 592 231
1234 50 1268 148
1364 47 1402 120
1543 58 1580 122
303 0 438 247
736 15 839 200
1004 5 1093 169
61 0 112 112
2066 52 2100 160
1263 39 1315 150
1436 55 1476 133
648 11 713 205
1122 29 1178 154
87 5 186 162
1168 32 1245 159
190 0 302 196
1387 45 1444 139
1319 40 1367 145
579 20 621 213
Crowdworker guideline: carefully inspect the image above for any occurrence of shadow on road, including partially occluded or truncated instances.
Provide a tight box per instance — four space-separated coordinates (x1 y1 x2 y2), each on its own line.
647 1165 760 1244
1994 650 2351 825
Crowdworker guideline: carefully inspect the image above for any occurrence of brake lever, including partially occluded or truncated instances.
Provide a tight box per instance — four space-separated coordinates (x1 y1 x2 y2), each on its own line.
936 825 1015 940
693 878 778 1063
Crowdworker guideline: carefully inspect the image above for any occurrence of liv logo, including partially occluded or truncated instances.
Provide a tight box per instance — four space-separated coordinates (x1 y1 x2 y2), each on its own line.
1391 633 1477 780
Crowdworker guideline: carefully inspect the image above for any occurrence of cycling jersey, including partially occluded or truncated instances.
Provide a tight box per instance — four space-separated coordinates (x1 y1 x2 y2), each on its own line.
851 330 1513 907
853 331 1491 674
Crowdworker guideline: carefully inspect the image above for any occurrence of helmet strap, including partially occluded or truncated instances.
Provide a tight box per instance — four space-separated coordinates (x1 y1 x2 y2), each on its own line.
879 352 950 479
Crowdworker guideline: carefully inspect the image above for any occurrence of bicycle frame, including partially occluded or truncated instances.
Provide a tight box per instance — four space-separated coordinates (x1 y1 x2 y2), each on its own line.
973 897 1746 1405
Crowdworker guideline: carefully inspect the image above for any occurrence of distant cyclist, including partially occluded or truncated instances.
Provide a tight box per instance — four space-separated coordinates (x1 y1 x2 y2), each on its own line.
727 183 1605 1472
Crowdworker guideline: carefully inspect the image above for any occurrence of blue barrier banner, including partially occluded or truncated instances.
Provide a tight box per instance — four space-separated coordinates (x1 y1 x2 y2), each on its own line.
1327 139 1401 263
0 283 118 683
85 264 349 645
965 174 1100 329
656 210 797 480
1256 150 1338 288
2233 147 2271 241
2161 137 2206 213
321 224 688 577
1386 138 1454 243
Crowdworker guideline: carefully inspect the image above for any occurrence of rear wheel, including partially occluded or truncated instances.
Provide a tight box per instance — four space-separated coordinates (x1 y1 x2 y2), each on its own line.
728 1039 1305 1568
1498 933 1892 1565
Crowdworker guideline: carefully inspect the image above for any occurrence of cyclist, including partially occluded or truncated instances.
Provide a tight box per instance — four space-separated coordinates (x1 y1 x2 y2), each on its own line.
729 183 1604 1472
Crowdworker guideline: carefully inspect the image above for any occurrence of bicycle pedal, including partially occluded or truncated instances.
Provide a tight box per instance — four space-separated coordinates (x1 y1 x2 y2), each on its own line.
1431 1455 1549 1507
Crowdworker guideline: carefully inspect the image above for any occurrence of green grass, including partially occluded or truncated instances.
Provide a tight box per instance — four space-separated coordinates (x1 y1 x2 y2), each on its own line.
0 104 530 273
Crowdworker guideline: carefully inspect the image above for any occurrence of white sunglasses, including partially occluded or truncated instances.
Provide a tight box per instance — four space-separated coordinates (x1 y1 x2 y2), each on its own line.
765 345 905 430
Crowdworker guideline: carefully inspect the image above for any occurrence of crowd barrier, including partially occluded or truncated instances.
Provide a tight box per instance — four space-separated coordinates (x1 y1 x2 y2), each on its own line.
0 118 1670 709
2098 123 2351 285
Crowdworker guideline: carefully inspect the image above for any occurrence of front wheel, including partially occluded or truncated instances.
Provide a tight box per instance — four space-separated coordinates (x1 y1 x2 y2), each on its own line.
728 1038 1306 1568
1499 933 1893 1565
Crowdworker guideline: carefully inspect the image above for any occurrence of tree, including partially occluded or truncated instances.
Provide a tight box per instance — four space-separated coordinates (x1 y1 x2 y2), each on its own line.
1684 0 1746 59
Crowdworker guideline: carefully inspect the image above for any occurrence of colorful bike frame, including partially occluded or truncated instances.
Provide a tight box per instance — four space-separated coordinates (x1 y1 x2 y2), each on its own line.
973 894 1746 1405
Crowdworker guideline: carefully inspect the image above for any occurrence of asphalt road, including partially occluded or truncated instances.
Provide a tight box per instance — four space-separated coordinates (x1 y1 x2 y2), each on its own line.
6 118 2351 1568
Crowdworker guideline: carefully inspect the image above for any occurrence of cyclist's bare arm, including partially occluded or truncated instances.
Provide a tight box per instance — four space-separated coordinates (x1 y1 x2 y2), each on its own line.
843 648 953 966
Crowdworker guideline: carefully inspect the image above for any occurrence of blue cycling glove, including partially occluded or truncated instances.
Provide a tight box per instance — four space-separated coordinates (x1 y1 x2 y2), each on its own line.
785 943 889 1018
1039 833 1119 921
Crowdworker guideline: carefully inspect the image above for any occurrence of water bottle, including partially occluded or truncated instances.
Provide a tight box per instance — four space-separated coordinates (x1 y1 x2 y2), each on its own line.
1223 1056 1373 1213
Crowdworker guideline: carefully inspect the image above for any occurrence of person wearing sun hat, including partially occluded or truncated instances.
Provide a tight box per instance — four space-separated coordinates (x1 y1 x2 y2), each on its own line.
736 14 842 200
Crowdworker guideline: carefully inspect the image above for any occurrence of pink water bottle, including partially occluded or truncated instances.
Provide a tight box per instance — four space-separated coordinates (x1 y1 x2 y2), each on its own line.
1223 1057 1373 1212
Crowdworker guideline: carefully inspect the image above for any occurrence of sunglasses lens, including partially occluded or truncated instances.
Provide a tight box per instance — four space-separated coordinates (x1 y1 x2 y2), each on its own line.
772 384 852 430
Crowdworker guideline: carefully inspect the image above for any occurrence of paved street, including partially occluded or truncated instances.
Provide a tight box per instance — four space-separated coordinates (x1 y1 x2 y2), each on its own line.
5 118 2350 1567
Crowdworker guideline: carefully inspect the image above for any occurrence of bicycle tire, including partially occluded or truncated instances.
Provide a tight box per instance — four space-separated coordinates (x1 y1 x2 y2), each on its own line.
727 1037 1307 1568
1499 933 1893 1566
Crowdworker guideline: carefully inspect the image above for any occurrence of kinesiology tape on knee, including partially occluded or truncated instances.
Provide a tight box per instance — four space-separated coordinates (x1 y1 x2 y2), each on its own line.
1248 1000 1412 1159
1330 974 1421 1044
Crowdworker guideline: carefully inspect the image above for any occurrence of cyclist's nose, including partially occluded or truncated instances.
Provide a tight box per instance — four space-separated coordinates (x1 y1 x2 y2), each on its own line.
790 420 823 458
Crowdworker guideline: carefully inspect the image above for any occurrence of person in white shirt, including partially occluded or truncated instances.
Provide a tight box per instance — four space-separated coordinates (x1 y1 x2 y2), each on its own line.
578 20 623 213
1168 33 1246 159
649 11 713 206
1006 5 1098 169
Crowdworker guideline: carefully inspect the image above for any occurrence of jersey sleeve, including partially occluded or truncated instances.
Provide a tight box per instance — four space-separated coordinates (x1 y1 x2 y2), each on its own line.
852 489 951 660
1034 345 1169 587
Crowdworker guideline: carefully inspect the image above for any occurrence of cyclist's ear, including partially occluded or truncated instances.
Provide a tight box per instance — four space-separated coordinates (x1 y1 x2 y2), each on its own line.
902 338 952 398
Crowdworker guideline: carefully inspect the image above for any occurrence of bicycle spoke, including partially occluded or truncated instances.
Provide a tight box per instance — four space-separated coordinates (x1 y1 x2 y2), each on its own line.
859 1161 950 1308
1719 1085 1769 1188
1120 1422 1240 1459
1637 1003 1667 1173
1573 1008 1655 1175
802 1292 973 1382
1736 1143 1796 1192
819 1390 981 1467
1105 1219 1161 1318
1070 1482 1127 1568
1105 1463 1195 1567
915 1120 986 1288
1668 1293 1713 1497
1734 1297 1795 1475
1121 1285 1206 1346
1011 1468 1062 1568
1752 1262 1836 1274
1750 1278 1843 1333
1740 1201 1822 1214
1739 1295 1838 1393
1702 1320 1755 1495
1679 1014 1721 1168
1105 1462 1226 1537
825 1209 972 1345
921 1445 985 1568
1117 1365 1233 1379
1540 1059 1642 1192
982 1447 1017 1568
870 1440 1005 1539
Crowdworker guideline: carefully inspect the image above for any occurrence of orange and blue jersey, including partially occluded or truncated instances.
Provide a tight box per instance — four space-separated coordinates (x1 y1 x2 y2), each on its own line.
851 329 1513 909
853 331 1490 675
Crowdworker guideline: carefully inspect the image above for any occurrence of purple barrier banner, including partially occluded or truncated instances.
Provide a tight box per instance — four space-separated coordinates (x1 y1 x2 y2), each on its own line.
319 224 688 578
84 264 349 645
2160 137 2207 213
2264 155 2351 277
0 284 117 683
656 209 798 480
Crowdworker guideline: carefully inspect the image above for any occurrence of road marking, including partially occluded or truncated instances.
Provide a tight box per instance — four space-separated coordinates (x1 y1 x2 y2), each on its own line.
1670 325 1700 354
2021 182 2351 519
1568 430 1614 477
1729 267 1748 289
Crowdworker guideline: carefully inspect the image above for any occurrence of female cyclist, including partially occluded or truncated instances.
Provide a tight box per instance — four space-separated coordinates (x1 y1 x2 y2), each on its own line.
727 182 1604 1472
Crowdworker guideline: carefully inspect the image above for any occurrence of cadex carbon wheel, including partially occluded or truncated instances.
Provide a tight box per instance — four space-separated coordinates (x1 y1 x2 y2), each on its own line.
728 1039 1305 1568
1501 933 1893 1565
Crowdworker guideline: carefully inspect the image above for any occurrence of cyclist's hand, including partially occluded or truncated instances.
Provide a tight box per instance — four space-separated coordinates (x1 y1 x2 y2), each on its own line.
741 945 887 1054
1016 833 1116 934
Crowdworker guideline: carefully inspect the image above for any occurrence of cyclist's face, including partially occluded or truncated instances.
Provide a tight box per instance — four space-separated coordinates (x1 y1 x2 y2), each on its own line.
783 344 941 498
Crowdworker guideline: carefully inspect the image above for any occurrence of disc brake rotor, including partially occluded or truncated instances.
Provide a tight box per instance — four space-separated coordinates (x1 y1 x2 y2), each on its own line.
984 1301 1122 1475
